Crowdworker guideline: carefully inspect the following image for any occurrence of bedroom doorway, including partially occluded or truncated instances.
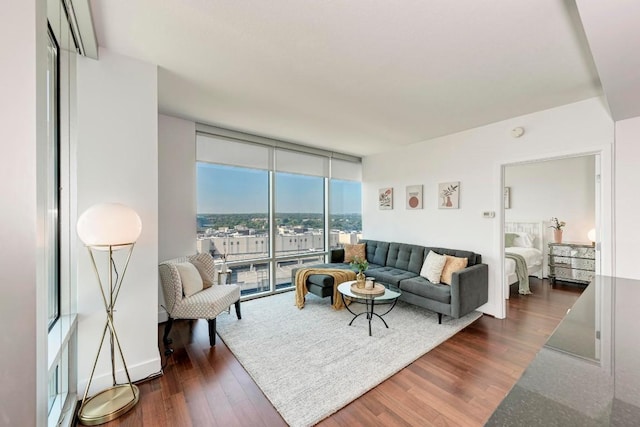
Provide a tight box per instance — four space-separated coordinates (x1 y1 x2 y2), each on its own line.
501 153 601 305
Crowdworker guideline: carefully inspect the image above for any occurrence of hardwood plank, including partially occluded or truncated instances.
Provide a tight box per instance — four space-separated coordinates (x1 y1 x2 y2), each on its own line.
93 278 580 427
140 388 168 427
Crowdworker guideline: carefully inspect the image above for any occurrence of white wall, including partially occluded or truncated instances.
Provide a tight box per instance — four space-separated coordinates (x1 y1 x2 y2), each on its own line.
362 97 613 318
0 0 46 424
505 156 596 276
614 116 640 279
158 114 197 321
158 114 197 260
76 48 160 393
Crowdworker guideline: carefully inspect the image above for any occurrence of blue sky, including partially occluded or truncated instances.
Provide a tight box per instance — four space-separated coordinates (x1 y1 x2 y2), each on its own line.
197 163 361 214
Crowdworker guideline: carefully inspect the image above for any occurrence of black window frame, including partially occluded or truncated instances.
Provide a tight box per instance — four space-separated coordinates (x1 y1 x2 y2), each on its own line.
47 23 61 331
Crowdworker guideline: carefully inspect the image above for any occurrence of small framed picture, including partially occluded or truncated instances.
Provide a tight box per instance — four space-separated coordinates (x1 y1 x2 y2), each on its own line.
406 185 423 209
504 187 511 209
438 182 460 209
379 187 393 210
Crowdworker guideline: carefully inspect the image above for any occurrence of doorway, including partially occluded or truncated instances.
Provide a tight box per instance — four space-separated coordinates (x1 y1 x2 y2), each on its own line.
500 151 609 314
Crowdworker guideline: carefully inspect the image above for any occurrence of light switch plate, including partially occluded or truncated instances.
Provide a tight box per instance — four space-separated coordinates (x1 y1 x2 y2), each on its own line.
482 211 495 218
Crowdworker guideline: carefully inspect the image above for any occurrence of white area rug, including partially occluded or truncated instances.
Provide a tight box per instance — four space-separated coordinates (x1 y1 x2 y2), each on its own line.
216 291 482 427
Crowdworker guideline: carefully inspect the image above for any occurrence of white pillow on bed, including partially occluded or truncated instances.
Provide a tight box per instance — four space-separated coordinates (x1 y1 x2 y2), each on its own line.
513 233 535 248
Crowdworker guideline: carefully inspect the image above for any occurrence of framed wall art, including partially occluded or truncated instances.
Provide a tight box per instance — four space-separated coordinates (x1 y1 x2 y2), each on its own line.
406 185 423 209
379 187 393 210
438 182 459 209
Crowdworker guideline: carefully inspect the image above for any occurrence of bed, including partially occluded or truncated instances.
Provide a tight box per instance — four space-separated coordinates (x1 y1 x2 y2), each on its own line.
505 221 544 298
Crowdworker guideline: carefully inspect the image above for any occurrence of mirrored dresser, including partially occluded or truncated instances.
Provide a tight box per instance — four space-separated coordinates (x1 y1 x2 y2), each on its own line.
548 242 596 285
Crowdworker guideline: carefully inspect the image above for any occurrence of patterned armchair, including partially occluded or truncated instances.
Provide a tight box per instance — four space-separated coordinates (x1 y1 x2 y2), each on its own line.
159 253 241 346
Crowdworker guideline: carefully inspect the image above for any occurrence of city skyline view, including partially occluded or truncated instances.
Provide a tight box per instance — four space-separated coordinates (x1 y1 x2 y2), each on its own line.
197 163 362 215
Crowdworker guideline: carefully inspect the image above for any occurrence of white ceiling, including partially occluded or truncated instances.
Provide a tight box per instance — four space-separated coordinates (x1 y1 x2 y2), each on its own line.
89 0 603 156
575 0 640 122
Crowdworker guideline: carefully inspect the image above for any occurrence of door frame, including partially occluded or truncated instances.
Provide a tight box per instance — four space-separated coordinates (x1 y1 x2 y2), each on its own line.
496 145 613 318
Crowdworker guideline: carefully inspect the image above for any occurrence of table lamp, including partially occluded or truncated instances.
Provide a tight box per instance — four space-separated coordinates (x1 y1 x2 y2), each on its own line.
587 228 596 246
76 203 142 425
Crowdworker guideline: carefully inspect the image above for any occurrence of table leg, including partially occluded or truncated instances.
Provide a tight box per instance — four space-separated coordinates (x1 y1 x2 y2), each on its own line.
342 293 357 316
369 299 375 336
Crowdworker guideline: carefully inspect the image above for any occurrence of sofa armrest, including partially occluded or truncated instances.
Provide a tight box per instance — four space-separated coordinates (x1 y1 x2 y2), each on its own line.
450 263 488 318
330 248 345 264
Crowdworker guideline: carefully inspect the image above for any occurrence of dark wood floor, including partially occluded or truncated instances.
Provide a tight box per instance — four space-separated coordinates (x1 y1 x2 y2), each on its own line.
94 278 583 427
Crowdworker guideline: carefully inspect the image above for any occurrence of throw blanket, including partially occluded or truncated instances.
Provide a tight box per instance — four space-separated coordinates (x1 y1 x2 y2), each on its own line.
295 268 356 310
505 252 531 295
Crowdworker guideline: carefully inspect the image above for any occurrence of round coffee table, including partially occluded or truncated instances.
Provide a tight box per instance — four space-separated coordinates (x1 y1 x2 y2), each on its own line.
337 280 402 336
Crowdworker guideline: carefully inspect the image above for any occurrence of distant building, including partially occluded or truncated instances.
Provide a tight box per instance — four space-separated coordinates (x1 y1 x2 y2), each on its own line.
196 229 361 260
338 232 361 245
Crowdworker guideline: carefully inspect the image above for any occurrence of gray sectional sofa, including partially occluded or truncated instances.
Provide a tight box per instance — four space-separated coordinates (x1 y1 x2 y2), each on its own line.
292 239 489 323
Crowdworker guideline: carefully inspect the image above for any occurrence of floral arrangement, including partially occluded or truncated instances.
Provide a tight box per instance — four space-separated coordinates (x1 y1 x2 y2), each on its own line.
549 217 566 230
349 256 369 273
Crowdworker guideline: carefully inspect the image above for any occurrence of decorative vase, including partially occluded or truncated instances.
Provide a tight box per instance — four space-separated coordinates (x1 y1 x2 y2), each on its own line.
356 271 365 288
553 229 563 243
446 196 452 207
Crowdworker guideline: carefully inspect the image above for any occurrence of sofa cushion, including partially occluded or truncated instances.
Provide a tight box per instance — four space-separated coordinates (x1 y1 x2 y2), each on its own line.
420 251 447 283
365 263 384 270
307 274 334 288
424 247 481 266
400 276 451 304
343 243 365 263
366 267 418 287
291 262 353 287
386 243 425 274
361 240 390 266
441 255 468 285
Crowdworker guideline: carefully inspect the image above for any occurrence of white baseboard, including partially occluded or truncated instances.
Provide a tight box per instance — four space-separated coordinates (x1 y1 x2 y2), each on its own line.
78 356 162 397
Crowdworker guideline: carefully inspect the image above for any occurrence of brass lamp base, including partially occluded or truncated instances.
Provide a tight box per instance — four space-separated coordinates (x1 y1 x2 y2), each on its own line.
78 384 139 426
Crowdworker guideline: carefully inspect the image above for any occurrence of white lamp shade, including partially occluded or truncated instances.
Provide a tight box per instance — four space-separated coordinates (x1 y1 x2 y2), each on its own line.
587 228 596 243
77 203 142 247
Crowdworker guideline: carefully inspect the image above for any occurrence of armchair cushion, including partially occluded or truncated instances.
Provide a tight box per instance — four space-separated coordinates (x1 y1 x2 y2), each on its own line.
175 262 204 297
171 285 241 319
191 258 215 288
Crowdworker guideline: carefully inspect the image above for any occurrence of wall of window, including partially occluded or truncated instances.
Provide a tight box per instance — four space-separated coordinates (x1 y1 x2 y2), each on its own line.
197 163 270 261
330 179 363 249
196 130 361 298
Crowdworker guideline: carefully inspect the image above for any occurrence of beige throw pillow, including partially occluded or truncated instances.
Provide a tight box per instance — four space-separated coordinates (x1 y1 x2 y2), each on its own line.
441 255 469 285
175 262 204 297
420 251 446 284
191 259 215 288
344 243 366 263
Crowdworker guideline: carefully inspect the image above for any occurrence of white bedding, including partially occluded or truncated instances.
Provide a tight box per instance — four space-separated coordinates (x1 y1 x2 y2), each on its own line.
505 247 543 278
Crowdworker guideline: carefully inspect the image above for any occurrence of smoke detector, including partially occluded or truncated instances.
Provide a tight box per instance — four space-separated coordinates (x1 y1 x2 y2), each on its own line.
511 127 525 138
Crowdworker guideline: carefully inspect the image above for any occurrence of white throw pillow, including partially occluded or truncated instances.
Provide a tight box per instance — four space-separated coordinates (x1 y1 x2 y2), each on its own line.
175 262 204 297
420 251 447 284
513 233 535 248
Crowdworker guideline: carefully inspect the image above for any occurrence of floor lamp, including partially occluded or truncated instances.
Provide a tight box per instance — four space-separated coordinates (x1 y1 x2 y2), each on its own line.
76 203 142 425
